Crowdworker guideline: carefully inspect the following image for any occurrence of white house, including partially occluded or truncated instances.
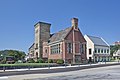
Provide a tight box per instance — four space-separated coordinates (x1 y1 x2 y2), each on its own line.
84 35 110 62
113 49 120 60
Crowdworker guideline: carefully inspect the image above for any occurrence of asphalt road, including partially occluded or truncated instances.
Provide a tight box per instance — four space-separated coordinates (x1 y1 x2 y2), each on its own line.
0 63 120 77
30 64 120 80
2 63 120 80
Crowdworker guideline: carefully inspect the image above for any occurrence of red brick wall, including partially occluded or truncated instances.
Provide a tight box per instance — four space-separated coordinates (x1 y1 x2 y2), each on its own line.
47 27 87 62
65 29 73 41
49 54 62 59
64 43 73 59
65 27 87 61
75 43 79 53
74 29 86 42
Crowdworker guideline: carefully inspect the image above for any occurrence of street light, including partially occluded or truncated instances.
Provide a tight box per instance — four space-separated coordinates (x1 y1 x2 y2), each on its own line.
1 54 3 57
0 54 6 71
0 54 4 60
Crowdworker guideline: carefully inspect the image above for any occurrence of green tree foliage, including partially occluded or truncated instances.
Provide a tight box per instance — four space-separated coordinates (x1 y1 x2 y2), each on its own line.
110 45 120 56
0 50 26 62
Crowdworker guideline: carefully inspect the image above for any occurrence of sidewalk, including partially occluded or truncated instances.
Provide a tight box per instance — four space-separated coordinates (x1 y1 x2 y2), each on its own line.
0 61 119 72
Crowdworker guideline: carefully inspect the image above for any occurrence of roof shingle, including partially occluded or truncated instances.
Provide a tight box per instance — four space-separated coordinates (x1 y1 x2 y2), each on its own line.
49 27 72 43
87 35 109 46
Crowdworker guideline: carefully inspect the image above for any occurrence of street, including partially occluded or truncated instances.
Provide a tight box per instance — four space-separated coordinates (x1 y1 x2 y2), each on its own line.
1 64 120 80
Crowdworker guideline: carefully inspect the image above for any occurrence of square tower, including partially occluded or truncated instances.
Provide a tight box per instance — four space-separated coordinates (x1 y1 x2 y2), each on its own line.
34 22 51 59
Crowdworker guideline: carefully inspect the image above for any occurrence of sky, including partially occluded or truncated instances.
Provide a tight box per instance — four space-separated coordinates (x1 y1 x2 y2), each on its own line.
0 0 120 53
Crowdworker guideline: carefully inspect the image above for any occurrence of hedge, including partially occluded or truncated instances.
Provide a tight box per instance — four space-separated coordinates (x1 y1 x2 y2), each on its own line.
0 63 52 67
56 59 64 64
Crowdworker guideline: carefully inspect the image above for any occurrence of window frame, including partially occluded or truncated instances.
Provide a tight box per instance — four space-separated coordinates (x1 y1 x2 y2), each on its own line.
67 43 73 54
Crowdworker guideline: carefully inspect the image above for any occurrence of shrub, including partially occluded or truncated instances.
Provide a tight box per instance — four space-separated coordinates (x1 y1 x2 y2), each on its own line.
0 59 6 64
56 59 64 64
15 60 23 64
36 58 44 63
45 60 48 63
27 58 35 63
48 59 53 63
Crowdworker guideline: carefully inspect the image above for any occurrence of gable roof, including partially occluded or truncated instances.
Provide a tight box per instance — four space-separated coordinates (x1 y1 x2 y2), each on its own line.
49 27 72 43
87 35 109 46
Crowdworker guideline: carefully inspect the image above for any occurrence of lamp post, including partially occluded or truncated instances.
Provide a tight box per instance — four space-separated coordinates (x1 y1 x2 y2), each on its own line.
118 57 120 63
1 54 3 57
0 54 4 61
0 54 5 71
0 54 4 59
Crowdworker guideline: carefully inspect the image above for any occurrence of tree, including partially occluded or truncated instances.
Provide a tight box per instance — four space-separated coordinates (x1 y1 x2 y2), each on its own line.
0 50 26 62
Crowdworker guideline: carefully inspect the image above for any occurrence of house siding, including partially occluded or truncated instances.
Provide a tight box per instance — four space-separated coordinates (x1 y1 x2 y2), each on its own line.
84 35 110 62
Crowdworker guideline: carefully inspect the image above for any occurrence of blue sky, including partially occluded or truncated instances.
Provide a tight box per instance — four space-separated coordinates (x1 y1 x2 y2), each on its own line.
0 0 120 53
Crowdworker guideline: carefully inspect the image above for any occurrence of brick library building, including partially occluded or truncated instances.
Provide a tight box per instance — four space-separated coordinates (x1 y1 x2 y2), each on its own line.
29 18 87 64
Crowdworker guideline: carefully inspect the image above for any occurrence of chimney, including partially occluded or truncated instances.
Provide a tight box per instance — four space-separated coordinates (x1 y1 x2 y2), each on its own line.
71 18 78 29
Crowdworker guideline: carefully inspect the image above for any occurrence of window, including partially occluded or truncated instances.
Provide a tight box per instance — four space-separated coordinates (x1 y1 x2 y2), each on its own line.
59 44 60 53
101 49 103 53
67 43 72 53
104 49 106 53
51 44 60 54
80 44 84 53
95 48 97 53
89 49 92 55
107 49 109 53
45 49 47 53
36 52 38 58
35 43 38 49
98 49 100 53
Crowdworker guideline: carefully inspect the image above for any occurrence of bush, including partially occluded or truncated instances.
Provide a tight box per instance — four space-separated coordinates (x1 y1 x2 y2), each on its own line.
0 59 6 64
48 59 53 63
56 59 64 64
36 58 44 63
15 60 23 64
45 60 48 63
27 58 35 63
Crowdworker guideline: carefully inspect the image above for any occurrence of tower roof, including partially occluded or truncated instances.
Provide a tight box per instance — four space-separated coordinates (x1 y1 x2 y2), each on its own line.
34 22 51 27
